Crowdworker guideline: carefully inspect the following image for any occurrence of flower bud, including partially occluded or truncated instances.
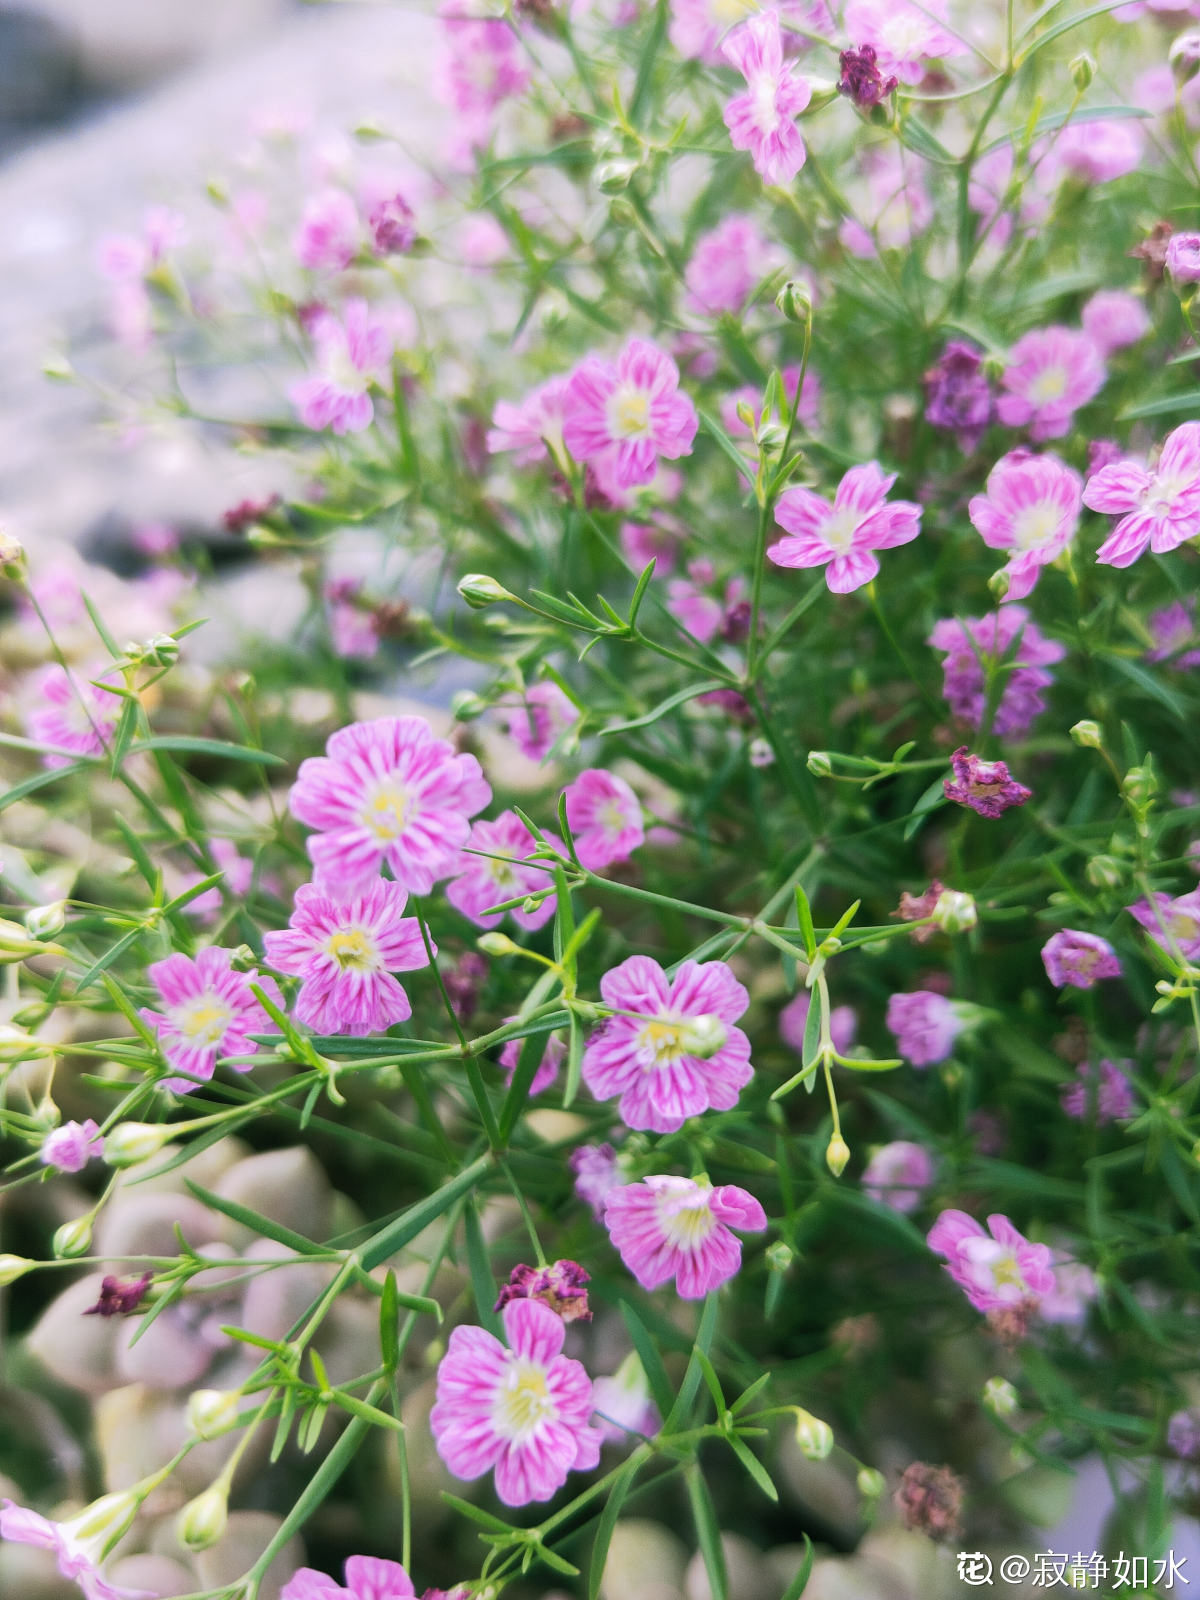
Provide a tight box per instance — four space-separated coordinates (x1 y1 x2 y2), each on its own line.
678 1014 728 1059
104 1122 171 1166
0 526 25 568
25 901 68 940
42 354 74 381
1170 28 1200 79
749 737 774 768
177 1485 229 1552
451 689 488 721
0 917 65 963
1070 719 1103 749
143 633 180 668
983 1376 1019 1417
857 1467 885 1498
457 574 515 610
187 1389 242 1439
595 159 637 195
794 1408 834 1460
1069 50 1095 90
0 1252 33 1287
71 1488 140 1546
53 1216 93 1258
825 1135 850 1177
931 889 977 935
1121 764 1156 805
477 932 520 958
735 399 757 431
806 750 833 777
1086 853 1123 890
765 1240 794 1272
775 278 813 324
987 567 1011 601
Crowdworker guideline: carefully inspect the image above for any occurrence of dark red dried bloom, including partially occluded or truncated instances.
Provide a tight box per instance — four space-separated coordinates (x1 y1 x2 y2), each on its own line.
84 1272 153 1318
222 494 281 534
838 45 898 108
943 747 1031 818
894 1461 965 1541
495 1259 592 1322
891 880 945 943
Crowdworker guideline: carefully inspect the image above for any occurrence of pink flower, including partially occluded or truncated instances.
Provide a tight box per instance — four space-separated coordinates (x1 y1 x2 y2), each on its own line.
1167 231 1200 284
487 376 571 466
1039 1253 1098 1326
684 214 774 316
862 1140 934 1214
583 955 752 1132
721 363 820 440
927 1210 1056 1314
570 1143 623 1218
779 992 856 1056
505 681 579 761
669 0 831 64
178 837 257 923
324 578 381 660
1060 1059 1136 1124
264 879 430 1036
1041 929 1122 989
603 1174 767 1297
1128 886 1200 960
141 948 282 1093
0 1498 148 1600
290 298 394 436
1147 598 1200 667
842 0 966 85
886 990 962 1067
967 451 1081 600
445 811 560 931
768 461 922 593
25 666 122 768
368 193 417 256
435 3 529 123
562 339 698 491
666 558 746 645
943 747 1032 817
1081 290 1150 356
495 1260 591 1322
500 1026 565 1094
289 716 491 896
996 326 1105 442
928 609 1065 739
1050 120 1144 185
620 518 681 576
592 1352 660 1442
564 769 644 871
295 189 361 270
281 1555 417 1600
1083 422 1200 568
41 1119 104 1173
430 1298 603 1505
721 11 811 187
923 340 992 453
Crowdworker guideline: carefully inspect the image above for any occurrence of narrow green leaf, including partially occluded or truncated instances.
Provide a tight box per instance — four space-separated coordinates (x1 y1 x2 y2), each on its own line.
1 761 87 813
619 1300 675 1418
440 1493 516 1533
359 1156 492 1271
600 678 727 737
794 886 817 960
464 1199 502 1335
686 1465 728 1600
380 1270 401 1374
185 1179 328 1257
127 736 284 766
728 1434 778 1502
780 1535 814 1600
589 1452 645 1600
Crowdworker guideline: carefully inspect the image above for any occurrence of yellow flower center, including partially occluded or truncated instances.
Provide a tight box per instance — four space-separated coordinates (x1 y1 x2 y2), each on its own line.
177 996 233 1046
610 386 652 439
1012 502 1062 549
989 1251 1024 1290
599 800 629 834
493 1358 558 1443
1029 365 1068 404
712 0 755 23
326 927 378 971
656 1190 718 1251
1168 911 1199 941
822 505 861 554
361 783 414 842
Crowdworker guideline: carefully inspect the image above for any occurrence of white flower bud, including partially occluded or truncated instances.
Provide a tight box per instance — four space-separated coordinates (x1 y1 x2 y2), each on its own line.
857 1467 885 1498
0 1252 34 1286
775 278 813 324
983 1376 1019 1417
25 901 67 940
187 1389 242 1439
104 1122 171 1166
476 932 520 957
807 750 833 777
932 889 977 935
794 1408 834 1460
458 573 516 610
53 1217 93 1259
177 1485 229 1552
1070 719 1102 749
825 1135 850 1178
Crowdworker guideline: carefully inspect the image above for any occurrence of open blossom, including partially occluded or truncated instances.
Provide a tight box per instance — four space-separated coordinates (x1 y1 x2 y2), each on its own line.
943 747 1032 818
842 0 966 84
487 375 571 466
923 340 992 453
281 1555 446 1600
500 1026 565 1094
289 716 491 896
721 11 811 187
1060 1059 1137 1124
562 339 698 491
141 948 282 1094
564 769 644 871
667 558 747 645
0 1496 145 1600
1147 599 1200 667
592 1351 660 1442
1049 120 1144 185
178 837 257 923
445 811 559 932
996 326 1105 441
295 188 361 270
264 879 430 1036
1081 290 1150 356
968 451 1082 600
1128 887 1200 960
779 991 857 1056
41 1119 104 1173
769 462 921 593
26 666 122 768
886 990 962 1067
583 955 752 1132
669 0 832 64
570 1143 623 1218
505 680 579 761
1041 929 1122 989
684 214 773 316
863 1141 934 1214
927 1211 1056 1314
430 1298 603 1506
435 2 529 124
604 1174 767 1298
621 519 681 576
290 298 393 436
1083 422 1200 568
928 609 1065 739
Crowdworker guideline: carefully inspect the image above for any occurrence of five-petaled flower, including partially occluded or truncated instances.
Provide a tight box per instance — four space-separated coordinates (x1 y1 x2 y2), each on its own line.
445 810 560 931
768 462 922 593
604 1174 767 1298
967 450 1082 600
141 948 281 1094
926 1210 1056 1314
721 11 812 187
1083 422 1200 568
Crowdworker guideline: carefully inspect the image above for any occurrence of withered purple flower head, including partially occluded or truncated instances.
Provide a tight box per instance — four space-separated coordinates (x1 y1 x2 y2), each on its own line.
494 1259 592 1322
84 1272 153 1318
837 45 898 108
944 747 1031 818
923 340 992 453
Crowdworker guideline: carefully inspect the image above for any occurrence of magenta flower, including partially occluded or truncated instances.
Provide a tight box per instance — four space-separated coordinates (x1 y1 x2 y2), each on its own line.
669 0 832 64
141 947 282 1094
943 747 1032 818
40 1119 104 1174
264 879 430 1037
26 665 122 768
324 577 381 661
886 990 962 1068
281 1555 421 1600
1128 887 1200 960
294 188 361 271
289 716 491 896
620 519 681 577
178 837 257 924
923 340 992 453
927 1211 1056 1314
583 955 752 1133
445 811 559 932
1166 231 1200 283
570 1142 623 1219
368 192 417 257
604 1174 767 1298
1060 1059 1137 1124
666 558 747 645
721 11 811 187
500 1026 565 1095
996 326 1105 441
1081 290 1150 356
842 0 966 84
505 681 579 761
1168 1410 1200 1461
563 339 698 491
435 1 529 124
0 1498 145 1600
290 299 393 436
430 1297 602 1506
769 461 922 593
487 375 571 466
564 769 644 871
1147 599 1200 667
779 991 857 1056
928 609 1065 739
1041 929 1122 989
862 1140 934 1214
1083 422 1200 568
1050 120 1144 185
684 214 773 316
968 451 1082 600
837 44 897 106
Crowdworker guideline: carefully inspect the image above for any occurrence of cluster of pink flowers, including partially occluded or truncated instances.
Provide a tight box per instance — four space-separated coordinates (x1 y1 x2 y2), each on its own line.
929 608 1065 740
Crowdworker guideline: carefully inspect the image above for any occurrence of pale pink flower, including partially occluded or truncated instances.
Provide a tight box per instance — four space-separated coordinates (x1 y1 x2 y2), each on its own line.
457 213 509 266
620 519 681 576
430 1298 603 1506
564 769 644 871
1083 422 1200 567
141 947 281 1094
666 558 746 644
1166 231 1200 283
178 837 257 923
324 577 381 660
1049 119 1144 185
0 1497 148 1600
445 811 560 932
927 1210 1056 1314
562 339 698 490
996 326 1106 441
281 1555 418 1600
1039 1254 1098 1326
842 0 966 85
26 666 123 768
435 0 528 135
505 680 579 760
967 450 1082 600
41 1119 104 1174
1128 886 1200 961
1147 598 1200 668
684 214 774 316
290 299 393 435
778 991 856 1056
840 145 934 257
264 879 430 1036
592 1351 660 1442
500 1027 565 1095
571 1143 624 1219
1080 290 1150 356
721 11 812 187
862 1140 934 1214
1041 929 1122 989
769 461 921 593
583 955 752 1132
295 189 361 270
487 376 571 466
289 716 491 895
669 0 831 64
604 1174 767 1298
886 990 961 1067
